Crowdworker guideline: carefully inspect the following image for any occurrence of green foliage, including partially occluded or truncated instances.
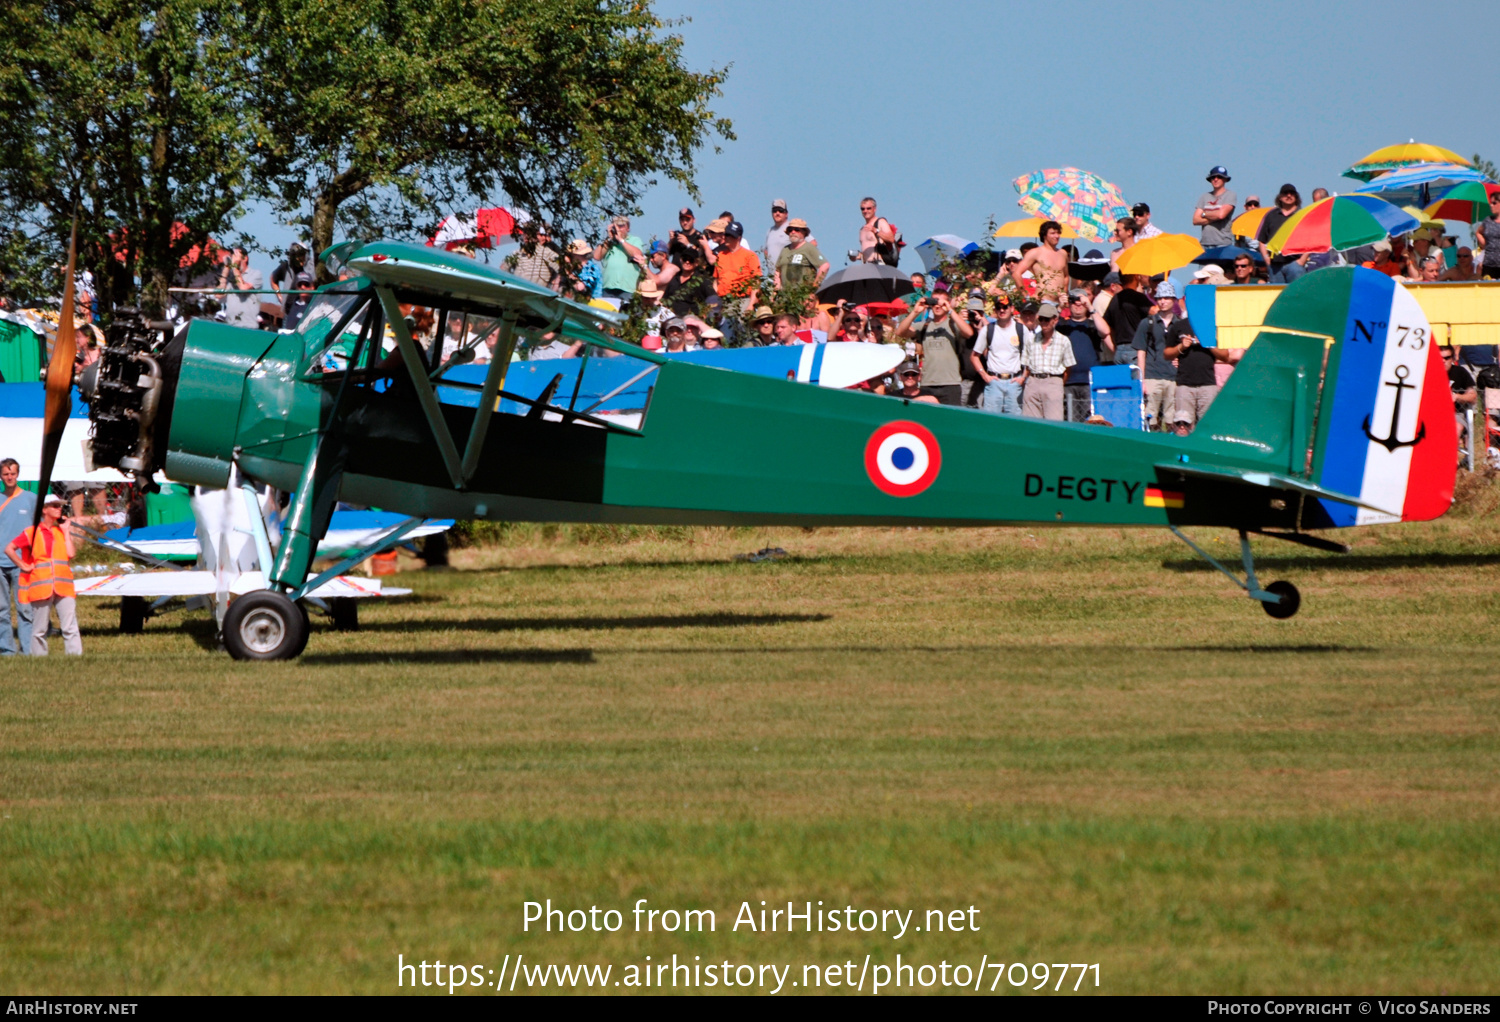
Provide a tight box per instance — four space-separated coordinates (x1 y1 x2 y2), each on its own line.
0 0 260 315
1472 154 1498 183
249 0 733 267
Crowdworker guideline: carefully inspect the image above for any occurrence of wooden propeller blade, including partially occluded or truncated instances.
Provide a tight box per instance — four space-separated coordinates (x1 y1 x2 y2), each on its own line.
35 221 78 527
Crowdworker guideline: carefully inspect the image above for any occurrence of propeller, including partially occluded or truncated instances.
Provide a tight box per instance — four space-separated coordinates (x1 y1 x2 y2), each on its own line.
34 220 79 527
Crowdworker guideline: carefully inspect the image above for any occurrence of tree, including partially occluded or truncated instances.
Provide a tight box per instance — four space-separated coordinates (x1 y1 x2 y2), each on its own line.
0 1 259 315
249 0 731 270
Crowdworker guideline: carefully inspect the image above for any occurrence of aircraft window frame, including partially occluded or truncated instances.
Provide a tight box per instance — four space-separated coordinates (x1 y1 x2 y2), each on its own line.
295 289 373 377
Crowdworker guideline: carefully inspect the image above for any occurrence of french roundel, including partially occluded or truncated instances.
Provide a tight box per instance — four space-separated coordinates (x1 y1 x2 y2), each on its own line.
864 421 942 497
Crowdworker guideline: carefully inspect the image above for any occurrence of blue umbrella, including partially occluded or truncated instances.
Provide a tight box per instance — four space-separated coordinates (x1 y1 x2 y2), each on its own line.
1192 245 1253 269
1355 162 1491 207
913 235 978 274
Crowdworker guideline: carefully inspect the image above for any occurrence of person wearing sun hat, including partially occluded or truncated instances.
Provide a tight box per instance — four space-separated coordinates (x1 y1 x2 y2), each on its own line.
1193 166 1238 248
774 218 828 289
563 238 603 301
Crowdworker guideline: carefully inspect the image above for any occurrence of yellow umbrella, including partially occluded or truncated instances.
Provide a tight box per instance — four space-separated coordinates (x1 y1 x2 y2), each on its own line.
992 216 1081 239
1115 233 1203 277
1344 142 1471 182
1231 206 1272 238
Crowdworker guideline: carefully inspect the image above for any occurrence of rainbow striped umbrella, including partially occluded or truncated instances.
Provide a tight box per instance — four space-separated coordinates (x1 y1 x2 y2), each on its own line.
1266 195 1419 255
1422 181 1493 224
1012 167 1129 243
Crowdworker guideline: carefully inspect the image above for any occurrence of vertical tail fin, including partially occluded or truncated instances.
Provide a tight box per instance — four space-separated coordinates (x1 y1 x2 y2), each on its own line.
1245 268 1455 525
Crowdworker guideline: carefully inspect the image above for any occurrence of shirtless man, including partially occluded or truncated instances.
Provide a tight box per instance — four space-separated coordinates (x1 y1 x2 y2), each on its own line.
1006 221 1069 302
858 197 897 264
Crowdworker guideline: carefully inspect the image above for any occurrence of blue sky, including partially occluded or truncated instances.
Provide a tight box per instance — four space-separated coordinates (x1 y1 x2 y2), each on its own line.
241 0 1495 271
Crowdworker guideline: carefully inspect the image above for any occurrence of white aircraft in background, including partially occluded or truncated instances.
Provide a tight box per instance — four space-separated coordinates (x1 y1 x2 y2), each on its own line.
74 468 450 636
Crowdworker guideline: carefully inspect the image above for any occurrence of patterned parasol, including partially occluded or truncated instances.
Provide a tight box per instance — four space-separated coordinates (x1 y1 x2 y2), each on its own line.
1012 167 1130 243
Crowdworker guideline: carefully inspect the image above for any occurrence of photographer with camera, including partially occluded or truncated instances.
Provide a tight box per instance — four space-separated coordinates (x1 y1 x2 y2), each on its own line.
4 493 82 656
895 289 973 406
218 247 263 329
593 216 646 306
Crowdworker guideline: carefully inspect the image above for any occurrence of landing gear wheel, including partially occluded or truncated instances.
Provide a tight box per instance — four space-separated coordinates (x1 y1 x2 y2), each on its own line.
119 596 149 634
327 597 359 632
223 591 309 660
1261 580 1301 619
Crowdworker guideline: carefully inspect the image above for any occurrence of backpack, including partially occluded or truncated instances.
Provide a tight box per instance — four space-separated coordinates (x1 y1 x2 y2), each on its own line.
966 321 1026 381
873 217 904 267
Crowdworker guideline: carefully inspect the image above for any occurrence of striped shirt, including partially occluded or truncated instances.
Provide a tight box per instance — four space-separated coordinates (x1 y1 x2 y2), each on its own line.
1023 329 1077 376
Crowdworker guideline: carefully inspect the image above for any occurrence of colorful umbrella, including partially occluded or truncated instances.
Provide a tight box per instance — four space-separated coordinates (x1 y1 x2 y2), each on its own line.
991 216 1081 240
1265 195 1419 255
1115 234 1203 277
1422 181 1493 224
428 207 526 250
1355 163 1490 206
1230 206 1272 239
1344 142 1471 182
1012 168 1129 243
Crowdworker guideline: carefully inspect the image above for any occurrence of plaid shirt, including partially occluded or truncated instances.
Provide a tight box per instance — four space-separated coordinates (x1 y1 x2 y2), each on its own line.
1023 329 1076 376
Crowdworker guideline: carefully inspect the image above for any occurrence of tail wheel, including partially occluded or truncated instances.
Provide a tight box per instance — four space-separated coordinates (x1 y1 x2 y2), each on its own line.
328 598 359 632
223 591 309 660
1261 580 1301 619
119 596 149 634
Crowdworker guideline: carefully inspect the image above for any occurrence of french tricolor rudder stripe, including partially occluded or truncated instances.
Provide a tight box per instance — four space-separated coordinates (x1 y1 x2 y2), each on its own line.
1313 270 1455 526
1402 335 1457 521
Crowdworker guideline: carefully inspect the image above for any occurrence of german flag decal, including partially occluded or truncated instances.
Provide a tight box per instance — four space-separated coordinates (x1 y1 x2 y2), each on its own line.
1144 486 1184 509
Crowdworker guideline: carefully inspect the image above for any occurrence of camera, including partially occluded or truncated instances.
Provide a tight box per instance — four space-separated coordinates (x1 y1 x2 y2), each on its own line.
923 296 938 307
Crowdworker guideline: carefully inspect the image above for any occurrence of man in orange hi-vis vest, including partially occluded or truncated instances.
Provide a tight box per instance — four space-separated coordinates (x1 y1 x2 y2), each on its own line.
3 493 81 656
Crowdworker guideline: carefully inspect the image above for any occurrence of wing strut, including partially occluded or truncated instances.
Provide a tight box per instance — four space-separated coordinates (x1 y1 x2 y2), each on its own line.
1168 526 1300 618
375 286 466 489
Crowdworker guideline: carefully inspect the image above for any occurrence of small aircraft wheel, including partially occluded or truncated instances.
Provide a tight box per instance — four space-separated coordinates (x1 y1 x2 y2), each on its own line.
223 591 308 661
1261 580 1301 619
119 596 149 634
328 598 359 632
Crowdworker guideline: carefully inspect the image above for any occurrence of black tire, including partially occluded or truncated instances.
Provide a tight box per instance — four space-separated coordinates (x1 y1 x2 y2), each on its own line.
1261 580 1301 619
119 596 149 634
328 597 359 632
223 591 309 661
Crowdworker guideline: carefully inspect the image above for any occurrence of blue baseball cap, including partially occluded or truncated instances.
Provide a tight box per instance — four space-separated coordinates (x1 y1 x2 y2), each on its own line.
649 239 669 255
1206 165 1231 182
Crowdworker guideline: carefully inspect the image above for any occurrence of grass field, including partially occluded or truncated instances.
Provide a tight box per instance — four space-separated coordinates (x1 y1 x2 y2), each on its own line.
3 496 1499 994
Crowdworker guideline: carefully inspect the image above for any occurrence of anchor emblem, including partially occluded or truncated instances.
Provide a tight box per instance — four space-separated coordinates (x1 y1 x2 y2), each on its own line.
1361 364 1426 452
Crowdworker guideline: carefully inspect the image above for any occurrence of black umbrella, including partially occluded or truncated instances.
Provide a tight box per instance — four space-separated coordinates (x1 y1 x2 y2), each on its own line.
817 262 916 305
1068 248 1111 281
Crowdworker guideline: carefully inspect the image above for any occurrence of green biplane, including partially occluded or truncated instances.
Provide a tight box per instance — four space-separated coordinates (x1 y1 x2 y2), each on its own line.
63 241 1455 659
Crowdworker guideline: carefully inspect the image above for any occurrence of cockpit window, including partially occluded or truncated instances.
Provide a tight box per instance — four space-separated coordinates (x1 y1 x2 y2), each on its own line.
296 292 368 367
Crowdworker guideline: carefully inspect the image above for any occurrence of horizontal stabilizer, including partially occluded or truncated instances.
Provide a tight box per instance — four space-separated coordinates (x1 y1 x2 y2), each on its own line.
1155 462 1400 517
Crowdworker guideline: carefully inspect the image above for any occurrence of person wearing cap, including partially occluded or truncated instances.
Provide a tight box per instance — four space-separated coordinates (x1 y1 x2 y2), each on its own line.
562 239 603 301
895 289 973 406
1191 265 1230 287
663 247 714 316
892 363 940 404
1019 302 1074 420
1361 239 1403 279
270 242 310 311
970 294 1028 416
764 200 792 269
711 221 762 308
281 272 317 331
774 219 829 290
641 239 680 291
1058 289 1104 422
4 493 81 655
1130 281 1190 430
1193 167 1238 248
594 216 646 304
698 217 729 266
0 458 36 655
1132 203 1163 240
670 208 704 266
661 317 688 353
1255 185 1308 283
1163 290 1239 429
